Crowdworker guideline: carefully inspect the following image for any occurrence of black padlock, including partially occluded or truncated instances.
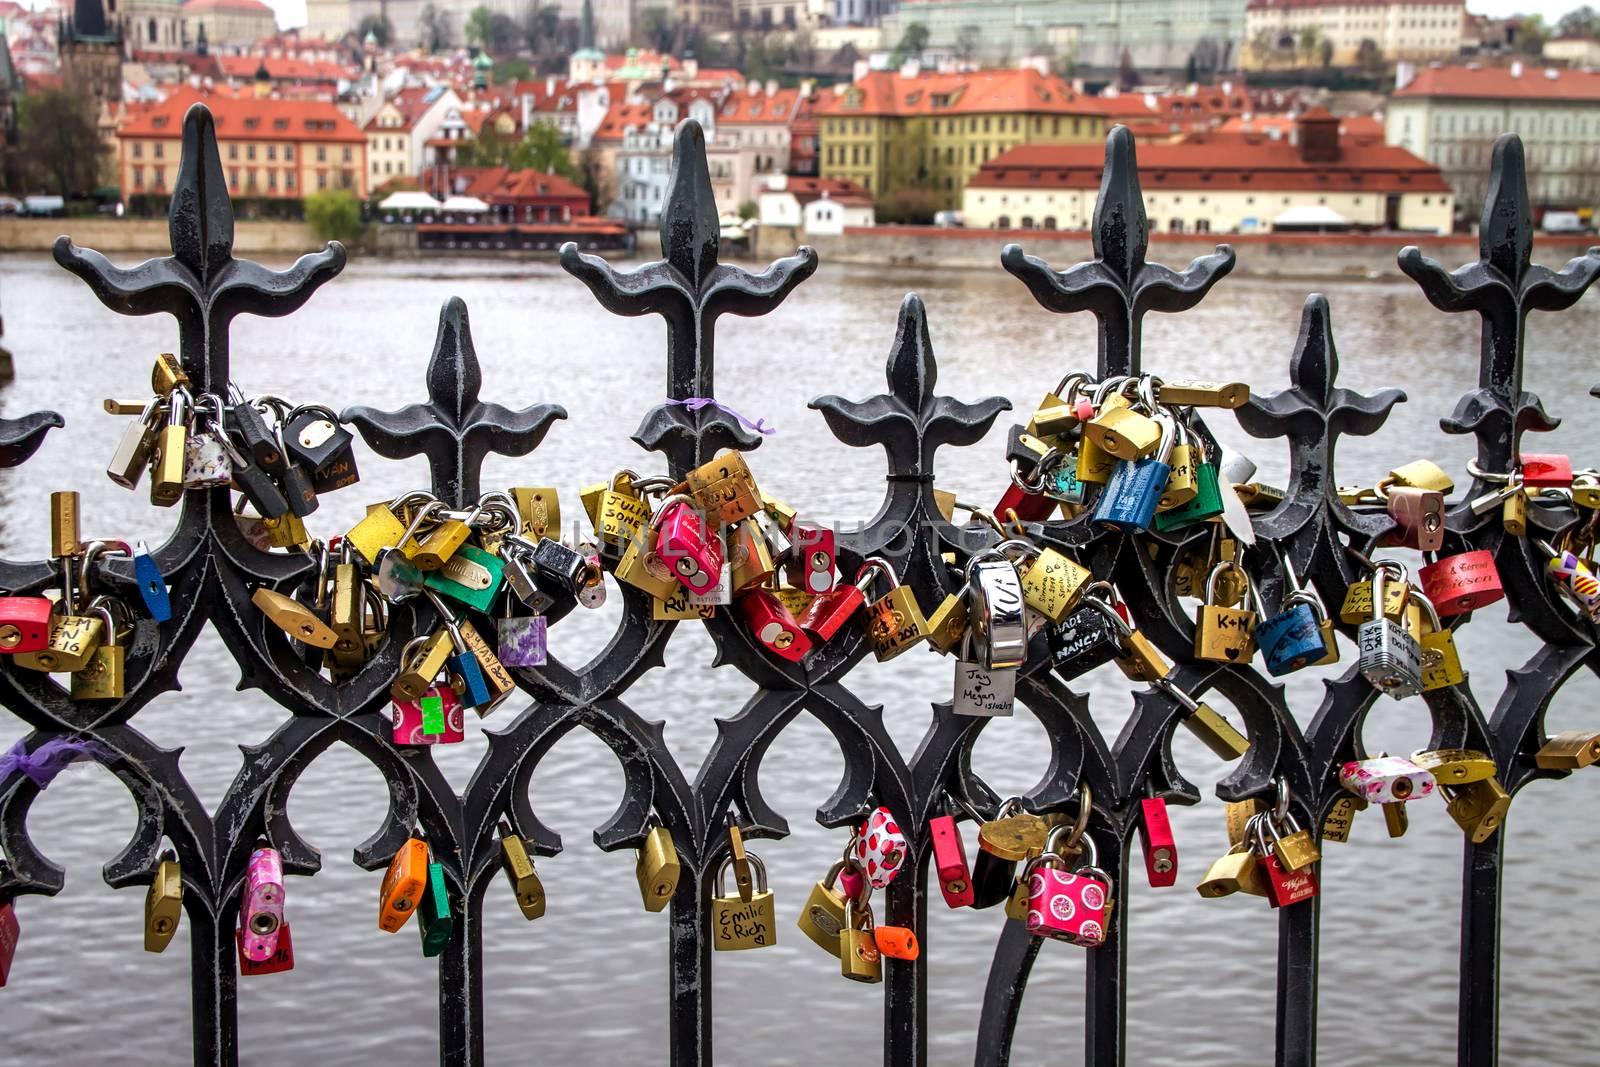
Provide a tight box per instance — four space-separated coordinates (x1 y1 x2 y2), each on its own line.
280 461 320 517
225 438 291 519
283 405 360 492
226 393 286 476
530 537 592 598
1050 596 1128 681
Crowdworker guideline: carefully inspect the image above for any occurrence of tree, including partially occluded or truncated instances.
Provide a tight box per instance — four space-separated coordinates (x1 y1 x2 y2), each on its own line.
737 199 757 220
509 121 577 176
420 4 451 50
1319 38 1333 68
1557 5 1598 39
889 22 928 66
955 24 980 62
466 5 495 48
17 88 105 198
495 58 533 83
304 189 364 244
1298 26 1322 66
1118 47 1138 91
576 143 613 214
356 13 393 45
638 7 674 51
1518 14 1549 53
1357 37 1384 75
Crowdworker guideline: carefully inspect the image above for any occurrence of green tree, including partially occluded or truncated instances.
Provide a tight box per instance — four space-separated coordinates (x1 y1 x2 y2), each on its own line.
638 7 673 52
509 121 577 177
1356 38 1384 75
738 199 757 220
304 189 365 244
889 22 928 65
1559 5 1599 37
466 5 495 48
17 88 105 198
356 13 393 45
420 3 451 49
496 58 533 82
1297 25 1321 66
1518 14 1549 53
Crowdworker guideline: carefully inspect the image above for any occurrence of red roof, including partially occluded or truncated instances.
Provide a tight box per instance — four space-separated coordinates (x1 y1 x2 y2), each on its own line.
1216 112 1384 139
771 176 873 206
212 55 349 82
592 100 655 141
182 0 275 13
1396 64 1600 100
366 86 447 132
969 131 1451 194
814 68 1101 117
512 78 579 112
719 86 801 124
427 165 589 205
117 87 365 143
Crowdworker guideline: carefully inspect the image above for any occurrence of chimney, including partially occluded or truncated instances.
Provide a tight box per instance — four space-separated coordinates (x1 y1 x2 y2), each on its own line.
766 79 776 95
1395 61 1415 90
1511 60 1523 77
1295 109 1341 164
546 75 556 96
901 59 920 79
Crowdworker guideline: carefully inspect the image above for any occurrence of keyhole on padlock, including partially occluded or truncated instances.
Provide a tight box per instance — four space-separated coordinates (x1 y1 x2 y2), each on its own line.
1391 776 1413 800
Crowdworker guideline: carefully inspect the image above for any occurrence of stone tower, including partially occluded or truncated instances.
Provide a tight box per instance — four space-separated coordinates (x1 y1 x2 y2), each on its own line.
58 0 123 109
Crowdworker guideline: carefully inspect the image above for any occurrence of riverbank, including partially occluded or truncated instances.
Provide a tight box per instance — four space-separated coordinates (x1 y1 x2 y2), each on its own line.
0 216 320 256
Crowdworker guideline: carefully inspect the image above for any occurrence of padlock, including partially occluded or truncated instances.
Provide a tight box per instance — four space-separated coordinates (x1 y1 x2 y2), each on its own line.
411 509 474 572
239 844 285 963
1519 453 1572 489
1259 844 1317 909
853 807 907 889
1441 777 1510 842
725 519 776 593
1502 488 1527 535
839 897 883 982
1014 546 1091 624
1153 459 1224 532
345 499 413 565
70 605 125 700
633 823 680 913
685 451 762 529
0 897 17 985
797 859 852 957
236 922 294 976
994 478 1057 523
1410 748 1496 786
929 813 974 908
226 391 287 476
253 587 338 649
498 823 545 920
1085 397 1162 461
1074 430 1118 486
1541 541 1600 620
378 837 429 933
751 508 792 565
1535 730 1600 770
1381 484 1445 552
1156 379 1249 408
1224 798 1264 848
391 683 465 745
1025 829 1112 947
509 486 560 542
418 859 453 958
1256 592 1333 677
130 540 172 624
183 398 234 489
1138 795 1177 887
149 389 190 507
1263 809 1320 873
1049 592 1130 680
1156 677 1251 761
615 532 682 601
924 590 970 654
1383 460 1454 494
1157 419 1197 510
874 923 919 961
1196 839 1261 899
283 404 359 491
737 588 812 662
422 544 504 614
786 523 836 594
1093 413 1175 532
1339 755 1436 804
1382 801 1409 838
953 627 1017 717
107 399 162 490
1039 450 1087 505
1339 576 1408 623
14 607 104 673
712 851 776 950
1194 561 1258 663
797 564 875 642
151 351 189 395
1419 550 1503 616
1412 591 1465 691
498 611 547 668
433 605 492 710
859 559 930 662
144 851 183 954
654 496 724 596
971 801 1048 909
969 551 1027 670
1321 795 1365 843
1357 564 1422 699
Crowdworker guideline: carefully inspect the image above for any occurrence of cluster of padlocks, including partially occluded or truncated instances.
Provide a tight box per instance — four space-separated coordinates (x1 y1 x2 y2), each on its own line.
13 345 1600 989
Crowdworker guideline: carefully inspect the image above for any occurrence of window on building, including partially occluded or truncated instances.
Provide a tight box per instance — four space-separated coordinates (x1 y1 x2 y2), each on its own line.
246 145 256 161
133 167 143 189
343 147 352 162
267 145 276 161
317 147 326 162
983 117 991 132
1020 215 1034 228
318 172 327 189
267 171 276 190
864 146 871 164
230 168 239 187
132 142 143 158
155 167 166 188
1169 218 1184 232
1195 219 1210 233
997 215 1011 228
851 145 859 165
1043 216 1056 229
154 142 164 159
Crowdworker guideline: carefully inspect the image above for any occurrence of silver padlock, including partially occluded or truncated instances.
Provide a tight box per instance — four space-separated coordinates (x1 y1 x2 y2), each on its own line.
968 547 1027 670
952 625 1016 717
1357 562 1422 700
183 394 233 489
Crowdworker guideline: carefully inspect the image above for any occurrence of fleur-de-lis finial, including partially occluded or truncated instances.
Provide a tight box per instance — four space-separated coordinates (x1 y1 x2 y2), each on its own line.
811 293 1009 481
1237 294 1402 534
1398 134 1600 470
342 297 566 507
1000 125 1236 378
560 118 817 473
52 104 345 390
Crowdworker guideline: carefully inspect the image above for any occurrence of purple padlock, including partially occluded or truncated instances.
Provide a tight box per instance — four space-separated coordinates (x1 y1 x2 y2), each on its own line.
498 615 548 667
240 845 284 963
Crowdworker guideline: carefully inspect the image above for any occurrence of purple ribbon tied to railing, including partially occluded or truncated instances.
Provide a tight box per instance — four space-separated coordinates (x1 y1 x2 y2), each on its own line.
665 397 776 436
0 738 110 790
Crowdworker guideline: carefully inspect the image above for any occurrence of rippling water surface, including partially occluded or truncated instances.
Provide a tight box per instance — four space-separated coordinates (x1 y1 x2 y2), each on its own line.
1 246 1598 1066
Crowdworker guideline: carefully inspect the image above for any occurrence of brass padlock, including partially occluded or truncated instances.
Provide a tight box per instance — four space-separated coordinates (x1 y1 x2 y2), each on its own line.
51 491 81 559
511 486 561 541
924 592 969 654
711 851 776 951
263 512 311 551
797 859 852 958
1339 579 1408 624
149 391 190 508
144 851 183 953
1157 379 1249 408
1410 749 1496 786
1158 422 1198 510
1384 460 1454 494
726 519 776 592
636 824 680 913
1382 801 1408 838
1503 490 1527 536
595 473 651 543
1115 626 1170 683
1413 592 1465 692
70 605 125 700
411 510 474 571
1017 546 1091 624
252 587 339 650
615 534 680 600
1535 730 1600 770
1003 871 1032 921
859 559 930 662
1320 795 1365 843
151 352 190 395
1224 798 1263 848
392 629 453 702
839 897 883 983
1267 813 1320 873
686 452 762 529
499 824 545 921
1443 778 1510 843
1194 561 1257 663
14 609 104 673
1197 839 1261 899
345 499 412 565
329 562 365 660
1160 678 1251 761
1085 393 1162 461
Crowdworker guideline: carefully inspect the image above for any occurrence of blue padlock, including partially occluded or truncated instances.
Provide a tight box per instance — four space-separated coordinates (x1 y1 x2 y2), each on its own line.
133 539 173 622
424 590 493 708
1092 416 1175 533
1257 595 1331 676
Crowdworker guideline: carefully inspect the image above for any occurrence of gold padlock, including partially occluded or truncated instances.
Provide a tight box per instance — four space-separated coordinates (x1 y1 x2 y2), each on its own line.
51 490 81 559
252 587 340 649
71 605 126 700
411 514 473 571
1165 680 1250 761
685 452 762 529
1194 561 1257 663
924 592 969 654
346 500 411 565
860 560 930 662
1320 795 1365 843
1156 379 1249 408
1197 842 1258 898
1384 460 1454 495
1443 778 1510 843
727 519 776 592
1382 801 1408 838
839 898 882 983
1410 749 1496 786
1085 402 1162 461
1502 490 1527 536
1414 593 1465 691
457 620 516 711
329 562 365 660
711 851 776 951
1114 627 1170 683
616 536 681 601
797 859 851 958
263 512 311 551
1535 730 1600 769
636 823 680 913
1017 547 1091 624
151 352 190 395
1269 817 1320 873
14 610 104 673
1338 579 1408 623
391 629 453 702
149 392 189 508
511 486 561 541
498 823 545 921
144 852 183 953
1224 798 1264 847
1158 429 1197 511
1003 871 1032 921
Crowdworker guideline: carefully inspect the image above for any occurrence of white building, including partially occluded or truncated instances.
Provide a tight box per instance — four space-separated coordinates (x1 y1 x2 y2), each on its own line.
613 93 719 224
364 84 462 186
1245 0 1465 69
706 81 801 215
802 188 875 233
758 173 875 231
1540 36 1600 69
1386 62 1600 216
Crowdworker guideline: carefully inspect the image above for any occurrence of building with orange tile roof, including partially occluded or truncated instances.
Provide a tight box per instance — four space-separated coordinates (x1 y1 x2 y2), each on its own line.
117 86 367 203
813 66 1108 209
1244 0 1464 70
365 83 462 185
964 111 1452 234
1386 61 1600 217
707 81 807 214
181 0 276 48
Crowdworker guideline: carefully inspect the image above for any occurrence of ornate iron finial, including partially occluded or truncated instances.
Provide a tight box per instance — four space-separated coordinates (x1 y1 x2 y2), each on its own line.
0 411 63 468
1237 294 1402 532
1398 134 1600 470
811 293 1009 481
52 104 345 389
342 297 566 507
1000 125 1236 378
560 118 817 472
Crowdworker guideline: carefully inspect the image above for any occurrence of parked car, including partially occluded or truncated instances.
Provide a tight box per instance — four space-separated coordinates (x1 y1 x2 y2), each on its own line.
23 195 63 217
1542 210 1589 234
934 210 965 228
0 196 20 215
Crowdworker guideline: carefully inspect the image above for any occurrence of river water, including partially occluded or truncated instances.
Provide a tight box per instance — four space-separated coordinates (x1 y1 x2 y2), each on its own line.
1 246 1598 1066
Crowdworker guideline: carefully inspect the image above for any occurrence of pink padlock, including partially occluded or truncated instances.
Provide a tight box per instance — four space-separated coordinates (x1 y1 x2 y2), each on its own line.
854 806 907 889
391 686 465 745
1025 830 1111 948
839 864 865 903
240 844 284 963
1339 755 1435 804
237 922 295 975
1519 453 1572 489
654 498 723 595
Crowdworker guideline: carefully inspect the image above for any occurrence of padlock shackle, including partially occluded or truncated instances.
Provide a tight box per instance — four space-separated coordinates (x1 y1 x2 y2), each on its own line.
1203 560 1258 614
715 851 767 897
853 557 897 596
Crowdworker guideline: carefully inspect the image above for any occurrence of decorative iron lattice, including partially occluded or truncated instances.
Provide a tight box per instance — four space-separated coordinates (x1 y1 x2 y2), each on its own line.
2 103 1598 1067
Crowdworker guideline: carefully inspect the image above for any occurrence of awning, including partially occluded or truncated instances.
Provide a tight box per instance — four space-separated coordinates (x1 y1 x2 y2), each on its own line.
441 195 491 212
1272 205 1351 231
379 191 443 211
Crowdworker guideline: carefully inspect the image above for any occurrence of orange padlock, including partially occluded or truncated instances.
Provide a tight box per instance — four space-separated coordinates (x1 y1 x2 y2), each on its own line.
873 924 920 961
378 837 429 933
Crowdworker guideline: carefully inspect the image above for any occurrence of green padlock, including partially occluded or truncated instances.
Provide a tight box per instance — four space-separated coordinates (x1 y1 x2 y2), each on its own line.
1154 462 1224 532
421 543 505 613
419 861 454 958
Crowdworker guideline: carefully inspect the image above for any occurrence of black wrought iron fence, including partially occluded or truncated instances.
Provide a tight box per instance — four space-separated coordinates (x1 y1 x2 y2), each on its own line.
0 104 1597 1067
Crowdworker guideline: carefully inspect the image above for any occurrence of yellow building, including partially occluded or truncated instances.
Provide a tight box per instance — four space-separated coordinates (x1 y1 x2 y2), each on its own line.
1245 0 1465 69
813 67 1107 208
963 111 1454 235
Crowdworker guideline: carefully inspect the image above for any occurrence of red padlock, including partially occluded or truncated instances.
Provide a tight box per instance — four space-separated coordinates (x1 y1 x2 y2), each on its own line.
1520 453 1573 489
855 806 908 889
839 864 865 903
994 482 1056 523
655 499 724 595
0 597 54 655
1419 550 1504 617
0 899 18 986
237 922 295 975
1137 796 1177 888
928 814 974 908
391 686 465 745
736 589 812 662
1262 854 1317 909
786 522 836 594
1025 829 1112 947
798 564 882 642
